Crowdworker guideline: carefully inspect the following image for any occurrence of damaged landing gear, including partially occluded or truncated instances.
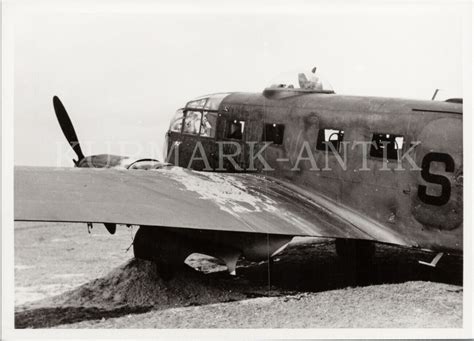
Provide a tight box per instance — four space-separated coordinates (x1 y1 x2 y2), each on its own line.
132 226 292 281
133 226 197 280
335 238 376 285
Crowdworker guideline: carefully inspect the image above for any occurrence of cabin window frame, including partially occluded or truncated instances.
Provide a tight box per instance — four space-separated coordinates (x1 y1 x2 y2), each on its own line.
262 123 285 145
369 132 405 161
224 119 246 140
316 128 345 153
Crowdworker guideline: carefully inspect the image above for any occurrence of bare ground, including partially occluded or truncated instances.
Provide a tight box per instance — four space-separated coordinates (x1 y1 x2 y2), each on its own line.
14 222 463 328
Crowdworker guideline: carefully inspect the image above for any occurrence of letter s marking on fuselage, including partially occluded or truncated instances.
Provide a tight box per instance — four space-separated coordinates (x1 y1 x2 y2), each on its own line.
417 152 455 206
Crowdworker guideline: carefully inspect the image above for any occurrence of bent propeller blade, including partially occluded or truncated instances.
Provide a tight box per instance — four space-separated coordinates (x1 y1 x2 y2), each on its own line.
53 96 85 164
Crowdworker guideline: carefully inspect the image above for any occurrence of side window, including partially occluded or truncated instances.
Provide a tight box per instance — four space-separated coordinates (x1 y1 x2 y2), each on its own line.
317 128 344 152
263 123 285 145
370 133 404 160
170 109 185 132
226 120 245 140
201 112 218 138
183 111 203 135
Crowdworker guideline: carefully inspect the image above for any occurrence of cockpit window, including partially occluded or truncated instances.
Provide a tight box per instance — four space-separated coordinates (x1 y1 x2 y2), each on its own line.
203 93 230 110
181 110 218 137
170 109 185 132
183 111 203 135
186 98 207 109
174 93 230 138
201 112 217 138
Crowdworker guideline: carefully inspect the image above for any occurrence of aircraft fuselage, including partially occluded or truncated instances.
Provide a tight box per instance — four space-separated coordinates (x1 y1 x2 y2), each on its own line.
165 91 463 254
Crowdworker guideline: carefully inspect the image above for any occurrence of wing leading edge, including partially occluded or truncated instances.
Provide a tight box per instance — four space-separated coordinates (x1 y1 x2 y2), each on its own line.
14 166 410 245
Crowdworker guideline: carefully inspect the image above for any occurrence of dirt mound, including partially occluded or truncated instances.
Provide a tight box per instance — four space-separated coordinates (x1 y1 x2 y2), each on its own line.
55 281 462 329
14 234 463 328
18 259 249 312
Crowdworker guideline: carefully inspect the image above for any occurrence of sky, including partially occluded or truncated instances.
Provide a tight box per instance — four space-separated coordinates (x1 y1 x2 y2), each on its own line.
12 1 466 166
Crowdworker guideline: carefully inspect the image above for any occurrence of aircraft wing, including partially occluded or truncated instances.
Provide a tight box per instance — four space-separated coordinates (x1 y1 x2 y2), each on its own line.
14 166 410 245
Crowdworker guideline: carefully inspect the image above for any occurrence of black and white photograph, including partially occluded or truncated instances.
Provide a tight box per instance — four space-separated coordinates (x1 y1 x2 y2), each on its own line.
2 0 472 338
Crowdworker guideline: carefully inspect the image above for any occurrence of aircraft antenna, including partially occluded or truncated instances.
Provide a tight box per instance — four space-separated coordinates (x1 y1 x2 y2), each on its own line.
431 88 440 100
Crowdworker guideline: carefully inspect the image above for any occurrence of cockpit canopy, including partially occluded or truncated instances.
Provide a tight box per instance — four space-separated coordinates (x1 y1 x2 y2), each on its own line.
169 93 231 138
185 93 230 111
